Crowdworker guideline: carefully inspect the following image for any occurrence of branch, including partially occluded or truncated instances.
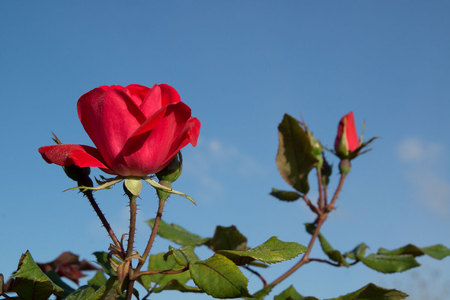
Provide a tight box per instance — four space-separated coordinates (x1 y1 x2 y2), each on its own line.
244 266 268 288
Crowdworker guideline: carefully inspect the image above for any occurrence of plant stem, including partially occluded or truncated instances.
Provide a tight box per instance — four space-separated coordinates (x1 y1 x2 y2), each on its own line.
316 168 324 210
125 195 138 300
244 266 268 288
268 173 348 288
327 174 347 211
84 190 123 252
269 213 326 286
308 258 341 267
135 196 166 273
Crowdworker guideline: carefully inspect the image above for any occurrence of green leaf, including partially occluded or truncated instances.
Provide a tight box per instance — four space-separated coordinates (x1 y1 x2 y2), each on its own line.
274 285 304 300
152 279 203 293
305 224 348 266
344 243 368 261
270 188 301 202
190 254 251 298
139 252 190 291
206 225 248 251
218 236 307 265
378 244 450 260
276 114 319 194
66 286 97 300
45 270 75 297
360 254 420 273
327 283 408 300
87 272 107 289
93 252 117 276
146 219 209 246
421 244 450 259
247 285 273 300
165 246 200 266
11 251 64 300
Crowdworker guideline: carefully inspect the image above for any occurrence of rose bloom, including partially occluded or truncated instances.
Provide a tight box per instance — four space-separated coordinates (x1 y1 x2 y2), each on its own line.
39 84 200 176
334 111 359 157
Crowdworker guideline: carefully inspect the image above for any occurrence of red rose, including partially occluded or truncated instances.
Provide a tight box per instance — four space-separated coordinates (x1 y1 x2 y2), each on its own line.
39 84 200 176
334 112 359 158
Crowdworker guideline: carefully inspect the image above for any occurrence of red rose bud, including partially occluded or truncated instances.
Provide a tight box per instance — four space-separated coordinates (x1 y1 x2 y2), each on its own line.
334 112 360 159
39 84 201 177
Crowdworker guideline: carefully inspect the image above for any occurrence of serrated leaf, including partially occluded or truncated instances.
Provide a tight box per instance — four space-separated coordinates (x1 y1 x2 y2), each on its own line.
327 283 408 300
218 236 307 265
93 252 117 276
146 219 209 246
378 244 450 260
190 254 251 298
360 254 420 273
206 225 248 252
270 188 301 202
246 285 274 300
11 251 64 300
139 252 190 291
276 114 318 194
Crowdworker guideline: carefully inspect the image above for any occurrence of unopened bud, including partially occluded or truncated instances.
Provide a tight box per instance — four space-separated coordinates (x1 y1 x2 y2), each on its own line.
157 152 183 183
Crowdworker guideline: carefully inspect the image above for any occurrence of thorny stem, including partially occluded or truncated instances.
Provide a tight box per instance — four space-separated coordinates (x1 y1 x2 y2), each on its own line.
244 266 268 288
135 196 166 273
268 173 348 288
84 189 123 253
125 195 138 300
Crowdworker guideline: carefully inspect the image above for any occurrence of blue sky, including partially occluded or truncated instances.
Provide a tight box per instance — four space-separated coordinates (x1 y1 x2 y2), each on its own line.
1 1 449 299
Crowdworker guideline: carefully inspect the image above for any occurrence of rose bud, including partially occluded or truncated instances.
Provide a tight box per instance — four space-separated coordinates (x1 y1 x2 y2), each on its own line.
334 112 360 159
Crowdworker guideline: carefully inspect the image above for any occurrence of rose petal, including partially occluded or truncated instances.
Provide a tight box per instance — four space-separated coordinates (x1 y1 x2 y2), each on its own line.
113 102 196 176
39 144 109 169
77 86 145 167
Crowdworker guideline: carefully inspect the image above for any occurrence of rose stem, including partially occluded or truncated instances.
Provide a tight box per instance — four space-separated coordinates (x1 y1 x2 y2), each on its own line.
268 174 347 288
79 176 122 251
125 195 138 300
82 187 122 252
135 195 166 273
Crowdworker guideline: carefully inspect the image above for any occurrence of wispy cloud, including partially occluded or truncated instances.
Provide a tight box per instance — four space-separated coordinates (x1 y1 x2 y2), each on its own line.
183 137 267 203
396 137 449 216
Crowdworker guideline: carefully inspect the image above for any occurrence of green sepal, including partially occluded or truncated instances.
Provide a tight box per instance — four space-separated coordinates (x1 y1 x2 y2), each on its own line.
144 177 196 205
65 176 123 193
